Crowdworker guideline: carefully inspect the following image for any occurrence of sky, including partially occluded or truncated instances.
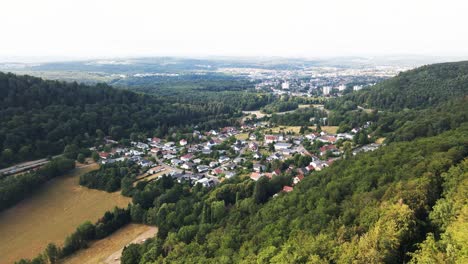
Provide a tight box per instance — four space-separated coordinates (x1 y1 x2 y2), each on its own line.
1 0 468 60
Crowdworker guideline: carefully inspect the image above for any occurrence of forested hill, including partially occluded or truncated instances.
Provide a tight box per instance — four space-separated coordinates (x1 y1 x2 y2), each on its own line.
327 61 468 111
0 72 238 168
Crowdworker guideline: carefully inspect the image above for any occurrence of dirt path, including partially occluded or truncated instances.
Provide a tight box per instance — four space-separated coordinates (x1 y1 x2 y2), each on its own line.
105 226 158 264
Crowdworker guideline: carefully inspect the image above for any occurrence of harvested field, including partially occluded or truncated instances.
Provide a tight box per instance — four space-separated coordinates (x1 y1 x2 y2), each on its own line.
0 163 131 263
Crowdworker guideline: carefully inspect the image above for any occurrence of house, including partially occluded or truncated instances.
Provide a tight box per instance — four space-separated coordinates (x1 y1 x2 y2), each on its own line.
337 133 354 140
195 177 216 188
181 162 194 170
293 175 304 185
232 144 243 152
150 148 160 154
253 163 266 173
136 142 149 150
233 157 245 164
305 133 319 141
212 168 224 175
253 152 262 159
202 149 212 155
222 162 237 170
265 135 278 144
273 169 281 176
179 139 188 146
165 142 175 147
296 167 307 175
319 145 339 156
181 153 194 162
148 166 165 174
206 140 217 148
282 186 294 193
250 172 263 181
139 159 153 167
218 156 230 163
249 133 257 140
193 158 202 164
225 171 236 179
274 143 292 151
306 165 315 171
151 137 161 144
249 142 258 151
171 159 183 166
197 165 210 173
317 135 337 144
209 161 219 168
310 160 328 171
163 154 176 160
99 152 110 160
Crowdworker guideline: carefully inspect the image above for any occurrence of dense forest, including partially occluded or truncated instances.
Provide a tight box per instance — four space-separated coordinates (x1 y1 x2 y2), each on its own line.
0 72 256 168
112 126 467 263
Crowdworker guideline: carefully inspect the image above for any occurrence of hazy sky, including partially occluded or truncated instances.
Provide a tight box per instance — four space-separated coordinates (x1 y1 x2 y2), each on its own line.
1 0 468 59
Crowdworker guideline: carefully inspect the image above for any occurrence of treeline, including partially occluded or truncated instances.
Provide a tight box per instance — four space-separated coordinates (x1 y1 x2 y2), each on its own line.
118 125 467 263
0 72 243 168
15 207 130 264
127 79 276 112
0 157 75 211
261 100 298 114
326 61 468 111
268 107 328 126
79 161 140 193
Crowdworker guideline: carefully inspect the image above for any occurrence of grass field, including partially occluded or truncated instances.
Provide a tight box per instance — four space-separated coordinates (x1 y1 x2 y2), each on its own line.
0 163 131 263
235 132 249 140
267 126 302 134
63 224 157 264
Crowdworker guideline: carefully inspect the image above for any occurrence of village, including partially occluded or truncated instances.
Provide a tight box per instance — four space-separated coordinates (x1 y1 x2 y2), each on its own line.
94 118 382 196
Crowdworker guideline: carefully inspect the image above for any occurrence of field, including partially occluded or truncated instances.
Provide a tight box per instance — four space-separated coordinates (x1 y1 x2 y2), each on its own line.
242 110 269 119
63 224 157 264
265 126 302 134
0 163 131 263
321 126 339 134
235 132 249 140
376 137 386 144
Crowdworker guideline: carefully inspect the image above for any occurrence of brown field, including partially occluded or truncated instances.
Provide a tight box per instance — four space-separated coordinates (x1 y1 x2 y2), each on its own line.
63 224 157 264
298 104 312 108
0 163 131 264
268 126 302 134
321 126 339 134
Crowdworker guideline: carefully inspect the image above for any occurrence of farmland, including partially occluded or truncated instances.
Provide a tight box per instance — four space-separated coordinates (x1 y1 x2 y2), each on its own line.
0 163 131 263
63 224 157 264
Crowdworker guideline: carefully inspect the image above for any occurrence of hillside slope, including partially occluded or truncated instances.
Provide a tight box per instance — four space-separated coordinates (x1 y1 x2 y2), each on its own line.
0 72 237 168
115 62 468 263
327 61 468 111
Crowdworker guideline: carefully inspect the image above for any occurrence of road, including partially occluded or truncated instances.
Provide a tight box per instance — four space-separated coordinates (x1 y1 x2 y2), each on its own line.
0 156 61 177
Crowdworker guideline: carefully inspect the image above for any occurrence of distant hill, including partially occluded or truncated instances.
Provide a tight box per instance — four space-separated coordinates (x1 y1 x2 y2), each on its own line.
333 61 468 111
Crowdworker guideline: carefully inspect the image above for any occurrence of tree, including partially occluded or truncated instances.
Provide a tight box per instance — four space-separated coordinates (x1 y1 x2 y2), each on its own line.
44 243 60 264
91 151 100 162
253 177 269 204
77 153 85 163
